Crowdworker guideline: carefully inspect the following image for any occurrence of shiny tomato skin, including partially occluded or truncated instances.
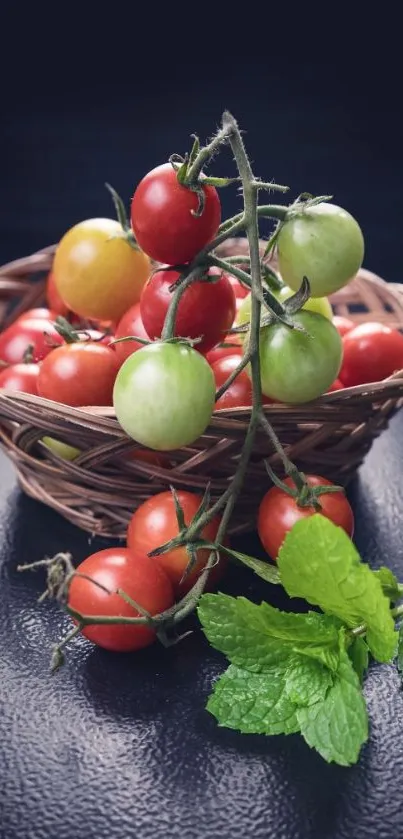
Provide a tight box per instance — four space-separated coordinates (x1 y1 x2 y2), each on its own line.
0 363 40 394
327 378 345 392
131 163 221 264
127 490 227 596
37 342 118 406
140 267 236 354
212 354 253 409
68 548 174 652
0 318 64 364
228 276 249 300
46 270 70 317
340 322 403 387
53 218 151 323
17 307 56 322
114 303 150 366
332 315 355 337
205 337 242 366
257 475 355 560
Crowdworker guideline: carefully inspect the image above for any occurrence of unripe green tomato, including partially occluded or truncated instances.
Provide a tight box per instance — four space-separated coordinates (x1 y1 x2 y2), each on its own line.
235 285 333 340
277 203 365 297
42 436 81 460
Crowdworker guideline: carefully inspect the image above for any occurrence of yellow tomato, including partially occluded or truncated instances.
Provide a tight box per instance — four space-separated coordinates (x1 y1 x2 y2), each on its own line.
53 218 151 322
235 285 333 338
42 437 81 461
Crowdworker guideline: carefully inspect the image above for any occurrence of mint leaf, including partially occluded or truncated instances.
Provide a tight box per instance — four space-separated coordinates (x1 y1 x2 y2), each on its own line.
297 647 368 766
207 664 299 735
278 516 397 663
198 593 340 673
374 566 402 603
285 656 333 706
397 625 403 675
293 642 340 673
348 637 369 684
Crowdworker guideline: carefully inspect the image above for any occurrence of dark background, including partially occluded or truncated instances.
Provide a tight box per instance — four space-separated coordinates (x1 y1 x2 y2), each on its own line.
1 13 403 839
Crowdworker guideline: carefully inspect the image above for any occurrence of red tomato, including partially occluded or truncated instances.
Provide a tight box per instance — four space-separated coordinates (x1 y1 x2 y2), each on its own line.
212 354 253 409
37 342 118 406
17 307 56 322
0 363 40 394
257 475 355 561
46 271 70 318
327 378 345 392
79 328 115 347
205 338 242 366
131 163 221 264
127 490 227 596
0 318 64 364
127 448 171 469
114 303 150 366
340 322 403 387
140 267 236 354
228 276 249 300
332 315 355 337
68 548 174 652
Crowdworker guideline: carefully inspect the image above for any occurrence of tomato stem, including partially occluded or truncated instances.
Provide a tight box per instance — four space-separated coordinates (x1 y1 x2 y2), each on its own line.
161 265 205 341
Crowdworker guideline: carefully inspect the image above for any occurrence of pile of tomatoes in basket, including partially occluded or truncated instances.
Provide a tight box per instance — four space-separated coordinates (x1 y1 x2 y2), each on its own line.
2 162 403 654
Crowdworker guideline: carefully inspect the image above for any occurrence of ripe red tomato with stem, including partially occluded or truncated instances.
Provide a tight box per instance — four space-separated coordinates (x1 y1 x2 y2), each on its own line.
68 548 174 652
131 163 221 264
257 475 354 561
114 302 150 366
127 490 227 596
0 317 64 364
205 336 242 366
37 339 118 406
0 362 40 394
340 322 403 387
212 354 253 409
140 267 236 354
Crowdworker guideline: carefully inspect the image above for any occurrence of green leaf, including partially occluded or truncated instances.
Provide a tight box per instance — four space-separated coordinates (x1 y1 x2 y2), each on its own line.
277 516 397 664
285 656 333 706
297 647 368 766
374 566 402 603
219 546 281 586
348 637 369 684
207 664 300 735
197 593 340 674
105 182 129 231
397 624 403 675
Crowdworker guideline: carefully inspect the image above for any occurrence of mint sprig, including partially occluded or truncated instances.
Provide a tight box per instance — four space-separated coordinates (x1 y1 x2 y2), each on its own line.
199 515 401 766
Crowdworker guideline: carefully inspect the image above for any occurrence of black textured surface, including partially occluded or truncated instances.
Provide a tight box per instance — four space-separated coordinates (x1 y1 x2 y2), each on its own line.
1 412 403 839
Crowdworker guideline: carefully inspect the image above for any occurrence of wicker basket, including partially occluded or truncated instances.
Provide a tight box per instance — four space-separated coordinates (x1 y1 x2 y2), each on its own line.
0 238 403 539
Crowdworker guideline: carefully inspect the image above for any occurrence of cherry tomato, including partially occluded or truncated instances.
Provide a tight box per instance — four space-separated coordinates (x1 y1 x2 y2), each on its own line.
38 342 118 406
127 449 171 469
327 378 345 392
46 270 70 318
140 267 236 354
228 275 249 300
205 336 242 366
53 218 151 323
212 354 252 409
277 202 365 297
68 548 174 652
131 163 221 264
340 322 403 387
257 475 354 560
114 303 150 366
0 317 64 364
127 490 227 596
42 437 81 460
17 307 56 322
247 311 342 404
236 286 333 339
332 315 355 337
113 342 215 451
0 363 40 394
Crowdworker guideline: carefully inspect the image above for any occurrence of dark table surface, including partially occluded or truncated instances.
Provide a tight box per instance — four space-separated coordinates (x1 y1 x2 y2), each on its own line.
2 32 403 839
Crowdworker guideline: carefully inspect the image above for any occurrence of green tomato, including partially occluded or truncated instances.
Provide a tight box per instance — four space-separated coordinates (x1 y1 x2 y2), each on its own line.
113 341 216 451
42 436 81 460
235 285 332 337
277 202 365 297
250 310 343 404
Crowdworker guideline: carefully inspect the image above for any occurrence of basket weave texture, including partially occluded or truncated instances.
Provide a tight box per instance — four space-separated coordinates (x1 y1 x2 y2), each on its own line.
0 238 403 539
